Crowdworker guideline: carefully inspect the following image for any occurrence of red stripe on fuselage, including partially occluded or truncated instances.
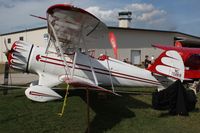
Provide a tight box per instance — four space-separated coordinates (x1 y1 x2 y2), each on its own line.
41 55 63 62
40 55 158 82
38 55 161 86
40 59 65 67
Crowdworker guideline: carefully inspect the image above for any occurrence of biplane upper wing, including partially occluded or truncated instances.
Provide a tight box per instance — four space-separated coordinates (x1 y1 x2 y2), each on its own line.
46 4 109 52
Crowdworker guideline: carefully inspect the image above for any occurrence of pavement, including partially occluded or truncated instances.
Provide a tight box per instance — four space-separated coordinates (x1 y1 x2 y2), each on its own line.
0 73 38 85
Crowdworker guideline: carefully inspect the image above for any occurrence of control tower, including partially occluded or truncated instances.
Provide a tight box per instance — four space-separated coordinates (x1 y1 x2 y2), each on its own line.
118 11 132 28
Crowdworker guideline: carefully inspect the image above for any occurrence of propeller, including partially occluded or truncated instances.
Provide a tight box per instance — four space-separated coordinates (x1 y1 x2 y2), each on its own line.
3 38 12 87
4 38 9 52
3 38 10 58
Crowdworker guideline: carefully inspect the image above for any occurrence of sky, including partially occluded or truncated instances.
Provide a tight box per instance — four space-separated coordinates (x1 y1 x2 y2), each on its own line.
0 0 200 37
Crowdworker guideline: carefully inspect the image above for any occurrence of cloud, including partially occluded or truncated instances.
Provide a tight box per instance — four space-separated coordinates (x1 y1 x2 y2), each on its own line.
0 0 45 8
125 3 167 24
0 1 176 34
86 6 118 22
0 0 92 33
86 3 172 30
125 3 155 12
0 1 14 8
0 0 50 33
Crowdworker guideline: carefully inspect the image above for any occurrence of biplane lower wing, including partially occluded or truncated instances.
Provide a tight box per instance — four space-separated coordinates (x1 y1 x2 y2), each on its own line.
61 76 118 95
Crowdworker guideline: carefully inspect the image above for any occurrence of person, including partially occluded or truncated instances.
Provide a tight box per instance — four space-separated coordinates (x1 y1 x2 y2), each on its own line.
123 58 128 63
144 55 151 68
151 55 155 63
123 58 131 64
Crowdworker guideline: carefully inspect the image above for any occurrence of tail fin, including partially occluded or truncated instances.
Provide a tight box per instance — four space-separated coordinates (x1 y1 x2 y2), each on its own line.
147 50 184 81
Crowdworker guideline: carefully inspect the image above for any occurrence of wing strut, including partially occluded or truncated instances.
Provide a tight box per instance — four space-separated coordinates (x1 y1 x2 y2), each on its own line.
45 34 51 54
105 51 115 93
89 55 98 85
71 23 83 78
71 51 77 77
82 31 99 85
48 21 71 76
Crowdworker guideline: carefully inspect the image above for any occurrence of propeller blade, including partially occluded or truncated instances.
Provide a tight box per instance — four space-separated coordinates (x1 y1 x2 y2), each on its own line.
3 38 11 61
4 38 9 52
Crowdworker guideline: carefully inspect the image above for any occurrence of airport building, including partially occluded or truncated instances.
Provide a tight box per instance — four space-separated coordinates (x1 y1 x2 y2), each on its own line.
1 11 200 65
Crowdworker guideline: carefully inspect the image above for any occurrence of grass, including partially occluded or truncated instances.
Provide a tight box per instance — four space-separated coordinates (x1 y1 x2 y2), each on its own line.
0 87 200 133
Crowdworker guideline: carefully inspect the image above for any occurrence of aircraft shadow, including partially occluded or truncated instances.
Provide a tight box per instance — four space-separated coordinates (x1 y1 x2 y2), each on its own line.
68 89 151 133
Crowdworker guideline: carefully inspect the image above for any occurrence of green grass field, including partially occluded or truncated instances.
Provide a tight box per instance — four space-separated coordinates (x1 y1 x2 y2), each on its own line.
0 88 200 133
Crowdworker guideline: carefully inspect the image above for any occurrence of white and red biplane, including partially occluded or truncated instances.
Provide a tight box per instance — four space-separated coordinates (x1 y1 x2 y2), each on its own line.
5 4 185 103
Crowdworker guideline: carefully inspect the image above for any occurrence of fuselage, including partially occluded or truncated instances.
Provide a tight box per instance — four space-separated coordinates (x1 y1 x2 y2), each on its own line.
8 41 171 89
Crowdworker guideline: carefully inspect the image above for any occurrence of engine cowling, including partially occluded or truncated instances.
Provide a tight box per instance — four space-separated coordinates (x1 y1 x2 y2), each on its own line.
7 41 33 72
25 85 62 102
